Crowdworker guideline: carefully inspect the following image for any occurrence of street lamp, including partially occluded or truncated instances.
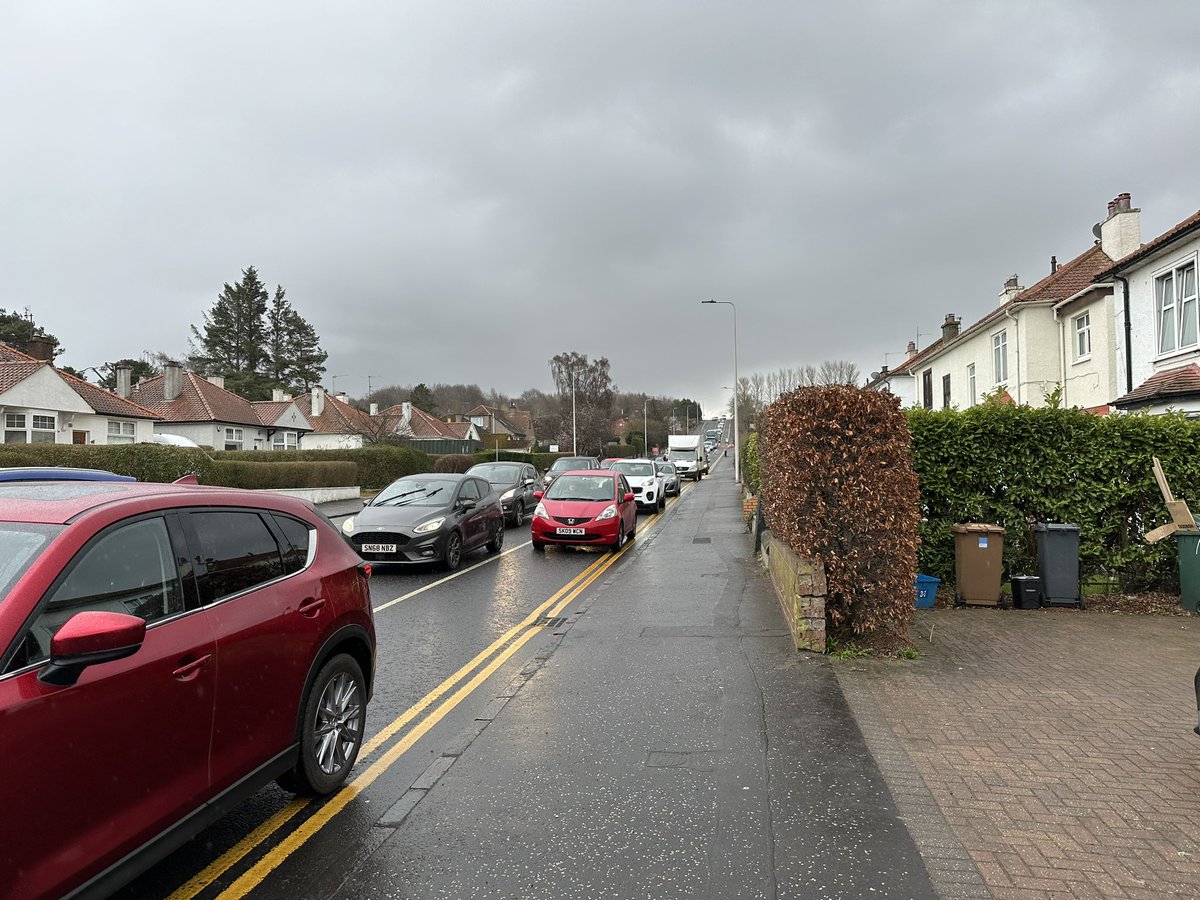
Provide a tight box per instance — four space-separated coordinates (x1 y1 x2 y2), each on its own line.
644 399 649 457
702 299 740 483
570 369 577 455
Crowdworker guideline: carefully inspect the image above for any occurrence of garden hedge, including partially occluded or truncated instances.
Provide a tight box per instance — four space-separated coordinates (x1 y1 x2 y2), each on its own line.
907 405 1200 590
760 386 919 644
0 444 216 483
216 446 431 490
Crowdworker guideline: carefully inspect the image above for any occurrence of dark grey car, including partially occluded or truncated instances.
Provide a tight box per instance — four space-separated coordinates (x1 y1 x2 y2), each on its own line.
341 473 505 571
466 461 540 526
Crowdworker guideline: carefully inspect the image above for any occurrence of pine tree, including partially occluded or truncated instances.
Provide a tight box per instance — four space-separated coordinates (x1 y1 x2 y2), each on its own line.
188 267 270 398
0 308 63 358
264 286 328 393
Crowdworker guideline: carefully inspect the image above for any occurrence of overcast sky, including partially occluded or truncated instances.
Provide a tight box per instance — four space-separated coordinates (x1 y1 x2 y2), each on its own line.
6 1 1200 416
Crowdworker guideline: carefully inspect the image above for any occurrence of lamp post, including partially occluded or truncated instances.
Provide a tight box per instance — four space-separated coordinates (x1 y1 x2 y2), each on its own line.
571 369 577 455
644 399 649 457
702 299 739 483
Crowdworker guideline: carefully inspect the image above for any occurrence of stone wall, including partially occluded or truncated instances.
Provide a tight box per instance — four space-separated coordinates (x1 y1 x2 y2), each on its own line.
760 531 826 652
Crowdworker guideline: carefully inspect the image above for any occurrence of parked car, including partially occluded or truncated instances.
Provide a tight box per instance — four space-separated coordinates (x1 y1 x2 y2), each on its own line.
0 466 136 483
530 470 637 552
541 455 600 488
342 473 505 570
599 457 623 469
659 461 681 496
611 459 666 512
466 461 540 526
0 476 375 899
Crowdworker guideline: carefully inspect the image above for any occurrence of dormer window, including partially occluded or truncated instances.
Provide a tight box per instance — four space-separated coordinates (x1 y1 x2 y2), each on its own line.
1157 261 1198 355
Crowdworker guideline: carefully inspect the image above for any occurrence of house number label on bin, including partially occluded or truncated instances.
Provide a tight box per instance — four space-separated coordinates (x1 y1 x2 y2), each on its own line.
978 536 989 548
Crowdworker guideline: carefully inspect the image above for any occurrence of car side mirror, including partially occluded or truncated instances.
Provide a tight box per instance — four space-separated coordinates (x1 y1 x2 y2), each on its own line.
458 499 477 511
623 492 635 503
39 611 146 687
524 478 536 486
534 490 544 500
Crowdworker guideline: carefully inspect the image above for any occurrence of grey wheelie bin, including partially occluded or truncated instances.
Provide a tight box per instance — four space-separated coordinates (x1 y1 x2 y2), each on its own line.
1032 523 1082 609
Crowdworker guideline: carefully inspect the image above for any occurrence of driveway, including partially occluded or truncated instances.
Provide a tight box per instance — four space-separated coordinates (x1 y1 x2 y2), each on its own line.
836 608 1200 899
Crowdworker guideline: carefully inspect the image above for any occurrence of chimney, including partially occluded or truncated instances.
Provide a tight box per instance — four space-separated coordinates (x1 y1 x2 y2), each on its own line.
164 363 182 402
1050 255 1058 274
1100 192 1141 261
207 375 225 390
906 340 917 356
369 402 379 416
25 333 55 362
402 401 412 423
336 392 350 404
311 385 325 417
941 313 961 342
272 388 286 402
115 364 132 399
1000 274 1024 302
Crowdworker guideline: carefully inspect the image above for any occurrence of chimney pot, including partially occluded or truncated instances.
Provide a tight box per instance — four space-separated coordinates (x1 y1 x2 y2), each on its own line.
941 314 961 342
336 392 349 404
272 388 285 402
369 402 379 416
311 386 325 418
906 340 917 355
206 374 225 390
25 334 55 362
1051 255 1058 274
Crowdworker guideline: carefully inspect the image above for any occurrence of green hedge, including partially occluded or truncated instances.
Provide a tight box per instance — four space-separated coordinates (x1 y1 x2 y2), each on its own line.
908 406 1198 590
740 432 760 495
0 444 216 483
215 446 432 490
207 460 357 490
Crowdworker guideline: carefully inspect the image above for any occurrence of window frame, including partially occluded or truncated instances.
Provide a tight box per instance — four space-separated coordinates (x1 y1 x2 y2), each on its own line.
921 368 933 410
967 363 977 406
992 330 1009 384
1073 311 1092 361
1155 257 1199 358
6 411 58 445
107 420 136 445
942 373 952 409
223 427 245 451
271 430 298 451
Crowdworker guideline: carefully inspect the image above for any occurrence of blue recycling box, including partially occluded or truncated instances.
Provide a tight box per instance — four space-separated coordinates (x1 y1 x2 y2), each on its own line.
914 575 940 608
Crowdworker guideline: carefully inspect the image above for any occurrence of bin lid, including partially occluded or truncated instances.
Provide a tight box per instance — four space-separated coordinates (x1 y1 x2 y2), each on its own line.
1031 522 1079 532
951 523 1006 535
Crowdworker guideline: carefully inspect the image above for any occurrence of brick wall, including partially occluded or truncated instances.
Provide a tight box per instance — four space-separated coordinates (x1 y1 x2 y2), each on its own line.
761 531 826 652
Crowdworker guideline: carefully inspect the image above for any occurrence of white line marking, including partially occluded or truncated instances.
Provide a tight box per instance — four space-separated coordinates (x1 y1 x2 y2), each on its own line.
372 540 532 613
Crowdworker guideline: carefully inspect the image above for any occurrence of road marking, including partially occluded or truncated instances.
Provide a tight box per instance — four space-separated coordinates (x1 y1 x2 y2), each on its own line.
172 489 681 898
372 540 532 613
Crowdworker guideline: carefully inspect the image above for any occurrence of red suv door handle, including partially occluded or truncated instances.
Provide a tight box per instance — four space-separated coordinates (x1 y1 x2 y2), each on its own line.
172 654 212 681
298 597 328 618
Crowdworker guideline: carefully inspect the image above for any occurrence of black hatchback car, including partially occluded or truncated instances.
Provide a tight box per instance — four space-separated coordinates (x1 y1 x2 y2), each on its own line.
342 473 505 570
466 461 540 527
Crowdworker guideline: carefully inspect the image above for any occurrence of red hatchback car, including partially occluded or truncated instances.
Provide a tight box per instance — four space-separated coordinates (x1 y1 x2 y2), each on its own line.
0 477 375 899
530 469 637 552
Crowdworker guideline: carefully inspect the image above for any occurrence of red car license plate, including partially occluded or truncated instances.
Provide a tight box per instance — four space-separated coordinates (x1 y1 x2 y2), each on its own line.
555 527 585 536
361 543 397 553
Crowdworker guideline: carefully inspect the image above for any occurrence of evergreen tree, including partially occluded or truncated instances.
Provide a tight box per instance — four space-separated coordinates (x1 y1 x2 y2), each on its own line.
97 358 157 390
409 383 437 414
0 308 63 358
265 286 328 393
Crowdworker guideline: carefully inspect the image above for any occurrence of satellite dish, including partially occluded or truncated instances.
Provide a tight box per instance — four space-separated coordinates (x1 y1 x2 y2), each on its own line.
1092 222 1103 241
870 371 880 380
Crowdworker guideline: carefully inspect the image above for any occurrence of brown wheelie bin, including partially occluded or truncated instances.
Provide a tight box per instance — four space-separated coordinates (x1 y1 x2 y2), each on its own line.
952 523 1007 607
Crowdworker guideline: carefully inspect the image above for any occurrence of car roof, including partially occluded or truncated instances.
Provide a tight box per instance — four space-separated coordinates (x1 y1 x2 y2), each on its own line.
556 469 615 478
0 467 137 483
0 480 311 526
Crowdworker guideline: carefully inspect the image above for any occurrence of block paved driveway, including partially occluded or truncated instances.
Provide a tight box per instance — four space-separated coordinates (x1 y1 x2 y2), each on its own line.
835 608 1200 899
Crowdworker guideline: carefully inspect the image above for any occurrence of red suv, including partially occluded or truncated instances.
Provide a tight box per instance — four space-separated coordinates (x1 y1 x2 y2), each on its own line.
0 477 376 899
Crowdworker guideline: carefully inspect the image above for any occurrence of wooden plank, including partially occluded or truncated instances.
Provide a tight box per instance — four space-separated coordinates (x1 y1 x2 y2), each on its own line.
1168 500 1196 528
1145 522 1180 544
1153 456 1175 503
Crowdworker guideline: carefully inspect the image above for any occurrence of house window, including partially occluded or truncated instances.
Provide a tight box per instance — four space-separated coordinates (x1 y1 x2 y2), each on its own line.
921 369 933 409
224 427 244 451
1074 312 1092 360
272 431 298 451
1156 262 1198 355
942 374 951 409
6 413 56 444
992 330 1008 383
107 421 136 445
4 413 27 444
967 364 977 406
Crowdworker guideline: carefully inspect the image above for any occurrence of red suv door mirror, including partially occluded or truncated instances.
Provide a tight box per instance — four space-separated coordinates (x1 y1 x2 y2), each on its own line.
39 611 146 687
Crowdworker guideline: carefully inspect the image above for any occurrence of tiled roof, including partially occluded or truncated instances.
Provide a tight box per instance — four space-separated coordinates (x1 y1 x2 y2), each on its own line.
293 393 376 435
467 404 527 437
133 372 264 426
250 400 294 427
444 421 474 439
1114 364 1200 408
0 361 42 393
0 343 37 364
59 371 158 419
893 338 944 375
1015 244 1114 304
1099 209 1200 278
382 403 459 439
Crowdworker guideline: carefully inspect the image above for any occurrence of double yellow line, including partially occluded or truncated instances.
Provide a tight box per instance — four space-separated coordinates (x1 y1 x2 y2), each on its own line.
170 502 663 899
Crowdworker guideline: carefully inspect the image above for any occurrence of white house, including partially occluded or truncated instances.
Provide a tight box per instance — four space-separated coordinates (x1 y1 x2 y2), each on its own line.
1107 206 1200 415
296 387 378 450
0 343 157 444
870 193 1140 413
131 363 311 450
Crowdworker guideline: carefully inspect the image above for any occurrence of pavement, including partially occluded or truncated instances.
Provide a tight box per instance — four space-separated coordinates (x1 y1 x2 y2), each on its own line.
320 467 1200 899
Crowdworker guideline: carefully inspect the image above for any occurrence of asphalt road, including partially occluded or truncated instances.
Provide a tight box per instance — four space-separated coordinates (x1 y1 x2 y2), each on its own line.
117 462 704 899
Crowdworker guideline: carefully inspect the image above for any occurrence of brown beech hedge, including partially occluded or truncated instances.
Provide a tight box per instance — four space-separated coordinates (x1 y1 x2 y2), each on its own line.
760 386 920 643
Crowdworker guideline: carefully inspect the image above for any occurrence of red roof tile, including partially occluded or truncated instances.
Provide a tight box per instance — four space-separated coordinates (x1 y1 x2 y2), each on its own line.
1114 364 1200 408
0 361 42 393
293 393 377 435
382 403 460 439
1016 244 1114 304
59 371 158 419
133 372 264 426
